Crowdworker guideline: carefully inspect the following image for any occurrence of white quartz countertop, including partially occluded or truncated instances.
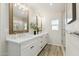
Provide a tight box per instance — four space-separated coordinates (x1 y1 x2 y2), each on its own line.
6 32 48 44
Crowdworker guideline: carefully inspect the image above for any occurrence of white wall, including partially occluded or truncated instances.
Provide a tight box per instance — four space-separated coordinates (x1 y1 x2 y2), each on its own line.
0 3 9 56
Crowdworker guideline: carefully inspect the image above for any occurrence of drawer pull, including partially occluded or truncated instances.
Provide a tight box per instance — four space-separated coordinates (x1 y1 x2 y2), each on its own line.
30 46 34 49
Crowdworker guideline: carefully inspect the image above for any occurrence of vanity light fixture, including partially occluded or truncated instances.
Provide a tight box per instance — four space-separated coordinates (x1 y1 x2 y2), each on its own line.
14 3 21 7
14 3 17 7
14 3 29 11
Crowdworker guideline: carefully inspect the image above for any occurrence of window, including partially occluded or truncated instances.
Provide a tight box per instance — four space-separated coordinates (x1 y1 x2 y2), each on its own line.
51 20 59 30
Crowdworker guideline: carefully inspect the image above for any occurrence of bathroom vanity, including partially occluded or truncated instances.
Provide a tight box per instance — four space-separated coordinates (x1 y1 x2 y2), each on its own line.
66 32 79 56
6 32 48 56
7 4 48 56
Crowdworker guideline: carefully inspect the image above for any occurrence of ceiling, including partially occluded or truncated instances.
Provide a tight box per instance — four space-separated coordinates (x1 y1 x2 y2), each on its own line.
26 3 65 15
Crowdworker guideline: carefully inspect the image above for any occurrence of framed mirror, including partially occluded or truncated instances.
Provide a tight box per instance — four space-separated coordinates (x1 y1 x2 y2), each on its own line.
9 3 29 34
66 3 76 24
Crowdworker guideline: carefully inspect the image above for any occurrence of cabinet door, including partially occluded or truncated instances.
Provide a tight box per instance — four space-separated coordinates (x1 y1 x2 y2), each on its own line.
38 34 48 49
21 39 41 56
69 35 79 56
42 34 48 46
66 33 71 56
66 33 79 56
21 42 34 56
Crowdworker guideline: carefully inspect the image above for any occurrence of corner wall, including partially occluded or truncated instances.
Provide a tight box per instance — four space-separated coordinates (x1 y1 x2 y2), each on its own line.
0 3 9 56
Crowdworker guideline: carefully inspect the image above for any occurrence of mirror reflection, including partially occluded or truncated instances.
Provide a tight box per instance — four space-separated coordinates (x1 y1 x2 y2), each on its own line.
13 3 28 31
9 3 29 34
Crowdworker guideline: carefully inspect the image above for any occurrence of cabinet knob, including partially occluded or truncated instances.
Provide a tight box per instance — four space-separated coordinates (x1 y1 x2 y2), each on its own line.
30 46 34 49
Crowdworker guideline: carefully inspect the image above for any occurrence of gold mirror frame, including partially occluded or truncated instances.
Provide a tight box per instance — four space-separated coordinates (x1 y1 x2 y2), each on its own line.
9 3 29 34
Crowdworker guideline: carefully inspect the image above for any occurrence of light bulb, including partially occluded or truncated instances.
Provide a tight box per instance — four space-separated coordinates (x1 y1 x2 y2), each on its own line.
14 3 17 7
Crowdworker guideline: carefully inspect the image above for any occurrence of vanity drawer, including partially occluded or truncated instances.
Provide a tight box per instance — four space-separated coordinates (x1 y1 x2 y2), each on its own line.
21 38 38 47
21 41 40 56
21 38 41 56
21 42 35 56
39 36 47 49
67 42 79 56
66 33 79 56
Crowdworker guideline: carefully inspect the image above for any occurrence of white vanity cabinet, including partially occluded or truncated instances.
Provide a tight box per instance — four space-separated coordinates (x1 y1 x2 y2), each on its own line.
21 39 40 56
7 33 48 56
66 33 79 56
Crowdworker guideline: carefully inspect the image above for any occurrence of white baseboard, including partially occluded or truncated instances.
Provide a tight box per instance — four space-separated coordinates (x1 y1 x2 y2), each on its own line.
48 43 62 46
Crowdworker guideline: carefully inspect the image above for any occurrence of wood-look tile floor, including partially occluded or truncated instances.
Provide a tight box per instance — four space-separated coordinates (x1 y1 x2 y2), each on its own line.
38 44 63 56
